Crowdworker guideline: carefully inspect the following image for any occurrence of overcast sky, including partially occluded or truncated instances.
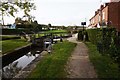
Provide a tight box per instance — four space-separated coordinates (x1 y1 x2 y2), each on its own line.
3 0 110 26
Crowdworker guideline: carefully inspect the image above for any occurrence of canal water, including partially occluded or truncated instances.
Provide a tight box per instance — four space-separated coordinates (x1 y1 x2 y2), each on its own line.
1 47 43 78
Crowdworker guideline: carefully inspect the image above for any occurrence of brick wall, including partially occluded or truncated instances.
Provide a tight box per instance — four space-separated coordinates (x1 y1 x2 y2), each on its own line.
118 2 120 31
89 2 120 31
111 0 120 2
108 2 120 31
102 6 108 22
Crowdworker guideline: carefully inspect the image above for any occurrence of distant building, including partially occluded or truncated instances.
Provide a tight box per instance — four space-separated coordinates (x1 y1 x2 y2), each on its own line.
89 1 120 32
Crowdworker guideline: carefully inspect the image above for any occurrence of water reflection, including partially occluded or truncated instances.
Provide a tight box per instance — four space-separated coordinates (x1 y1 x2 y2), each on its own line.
2 61 22 78
2 48 42 78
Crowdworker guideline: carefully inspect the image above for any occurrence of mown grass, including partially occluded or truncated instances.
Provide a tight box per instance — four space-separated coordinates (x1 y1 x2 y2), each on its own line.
42 30 68 35
28 41 76 78
44 30 67 33
85 42 120 78
35 30 68 38
2 39 30 55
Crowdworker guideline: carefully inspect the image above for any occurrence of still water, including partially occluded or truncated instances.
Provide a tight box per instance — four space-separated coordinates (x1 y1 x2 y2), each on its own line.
2 48 42 78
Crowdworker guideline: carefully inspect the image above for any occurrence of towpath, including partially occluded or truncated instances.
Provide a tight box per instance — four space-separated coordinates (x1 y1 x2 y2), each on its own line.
66 34 97 78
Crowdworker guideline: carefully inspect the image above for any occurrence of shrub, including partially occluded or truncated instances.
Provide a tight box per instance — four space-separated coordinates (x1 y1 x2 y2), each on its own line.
78 30 83 41
78 30 89 41
2 36 20 40
87 28 120 68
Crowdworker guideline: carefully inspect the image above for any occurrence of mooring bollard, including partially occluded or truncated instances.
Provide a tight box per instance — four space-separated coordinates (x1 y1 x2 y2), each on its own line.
47 44 52 54
60 36 63 42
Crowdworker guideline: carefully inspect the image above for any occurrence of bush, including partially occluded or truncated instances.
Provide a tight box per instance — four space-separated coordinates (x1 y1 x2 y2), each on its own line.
78 30 88 41
87 28 120 68
87 29 102 44
2 36 20 40
78 30 83 41
72 30 78 34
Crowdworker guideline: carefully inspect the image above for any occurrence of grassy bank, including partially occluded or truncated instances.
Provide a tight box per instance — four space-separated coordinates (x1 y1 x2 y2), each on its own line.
2 39 29 55
28 41 76 78
85 42 120 78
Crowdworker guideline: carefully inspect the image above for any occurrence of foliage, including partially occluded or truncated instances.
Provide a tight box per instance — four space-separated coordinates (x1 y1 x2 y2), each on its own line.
47 23 51 30
15 21 42 33
31 21 42 32
78 30 88 41
87 28 120 68
78 30 83 41
0 0 36 25
87 29 101 44
85 42 120 78
2 29 32 35
28 41 76 78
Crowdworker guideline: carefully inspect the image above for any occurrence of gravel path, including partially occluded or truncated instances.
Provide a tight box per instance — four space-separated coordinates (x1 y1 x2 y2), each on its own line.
66 34 97 78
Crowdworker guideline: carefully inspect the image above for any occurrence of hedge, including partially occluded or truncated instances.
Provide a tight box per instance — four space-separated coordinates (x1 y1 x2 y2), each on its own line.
87 28 120 68
2 29 32 35
78 30 88 41
78 30 83 41
1 36 20 40
2 24 43 35
87 29 102 44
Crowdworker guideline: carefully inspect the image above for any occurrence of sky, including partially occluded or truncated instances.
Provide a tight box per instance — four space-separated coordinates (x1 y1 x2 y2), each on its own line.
2 0 110 26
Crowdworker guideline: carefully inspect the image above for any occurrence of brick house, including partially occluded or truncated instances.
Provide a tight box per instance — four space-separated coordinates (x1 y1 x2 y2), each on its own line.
89 1 120 32
111 0 120 2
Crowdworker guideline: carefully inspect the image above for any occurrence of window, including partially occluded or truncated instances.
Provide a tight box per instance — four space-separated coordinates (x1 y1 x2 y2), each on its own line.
98 15 101 22
102 12 105 20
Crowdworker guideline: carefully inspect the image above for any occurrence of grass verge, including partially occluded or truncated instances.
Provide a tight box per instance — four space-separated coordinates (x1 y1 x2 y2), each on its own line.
28 41 76 78
2 39 29 55
85 42 120 78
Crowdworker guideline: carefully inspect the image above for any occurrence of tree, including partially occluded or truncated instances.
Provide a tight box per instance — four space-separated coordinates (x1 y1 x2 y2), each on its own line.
48 23 52 30
0 0 36 25
15 17 22 24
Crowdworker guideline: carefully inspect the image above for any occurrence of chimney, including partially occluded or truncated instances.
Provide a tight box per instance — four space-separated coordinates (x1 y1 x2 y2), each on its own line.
105 3 109 6
100 5 104 9
95 11 97 15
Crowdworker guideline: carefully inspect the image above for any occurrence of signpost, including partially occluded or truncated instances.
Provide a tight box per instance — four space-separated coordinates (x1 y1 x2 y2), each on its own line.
81 22 86 31
81 22 86 41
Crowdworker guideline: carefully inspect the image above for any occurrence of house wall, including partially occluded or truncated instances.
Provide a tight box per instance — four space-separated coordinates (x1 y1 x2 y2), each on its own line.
89 2 120 31
118 2 120 32
89 16 95 27
108 2 120 31
101 6 108 22
94 13 99 26
111 0 120 2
